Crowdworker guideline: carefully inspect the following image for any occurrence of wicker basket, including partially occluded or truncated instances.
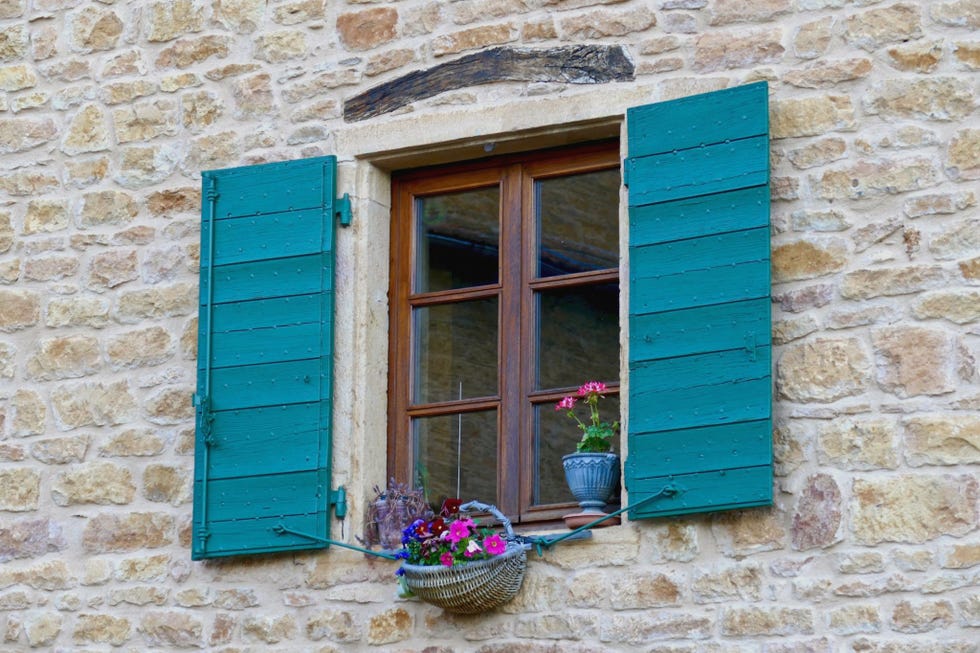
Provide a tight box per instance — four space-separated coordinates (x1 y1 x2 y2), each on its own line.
399 501 529 614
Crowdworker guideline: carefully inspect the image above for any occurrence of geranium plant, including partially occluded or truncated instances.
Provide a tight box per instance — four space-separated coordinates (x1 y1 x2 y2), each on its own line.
396 498 509 572
555 380 619 453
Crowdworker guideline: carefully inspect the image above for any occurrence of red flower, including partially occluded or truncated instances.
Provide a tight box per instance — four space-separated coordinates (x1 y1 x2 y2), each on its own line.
429 518 447 536
441 498 462 516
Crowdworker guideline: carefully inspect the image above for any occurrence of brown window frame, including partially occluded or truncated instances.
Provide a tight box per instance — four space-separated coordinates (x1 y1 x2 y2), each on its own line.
387 140 621 523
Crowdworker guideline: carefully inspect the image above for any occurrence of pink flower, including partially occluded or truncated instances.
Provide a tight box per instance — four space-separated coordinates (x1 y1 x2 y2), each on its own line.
447 520 471 544
484 534 506 555
555 396 576 411
440 552 454 567
464 540 482 558
578 381 606 396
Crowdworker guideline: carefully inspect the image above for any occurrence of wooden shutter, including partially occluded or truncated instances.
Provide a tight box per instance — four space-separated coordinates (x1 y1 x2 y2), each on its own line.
624 82 772 519
193 156 337 558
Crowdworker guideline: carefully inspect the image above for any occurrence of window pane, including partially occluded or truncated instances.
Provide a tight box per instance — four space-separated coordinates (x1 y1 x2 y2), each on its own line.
414 411 497 507
414 298 498 404
536 168 620 278
536 283 619 390
416 187 499 293
534 395 621 506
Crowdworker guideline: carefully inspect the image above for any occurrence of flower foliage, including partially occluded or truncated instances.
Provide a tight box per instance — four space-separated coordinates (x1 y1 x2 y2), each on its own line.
555 380 619 453
395 499 510 571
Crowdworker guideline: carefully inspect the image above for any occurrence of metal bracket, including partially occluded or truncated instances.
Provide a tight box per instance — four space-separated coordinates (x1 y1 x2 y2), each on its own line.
335 193 352 227
329 486 347 519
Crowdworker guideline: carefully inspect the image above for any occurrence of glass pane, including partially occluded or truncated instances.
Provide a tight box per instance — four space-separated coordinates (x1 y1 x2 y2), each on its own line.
414 298 498 404
537 168 620 278
416 187 499 292
414 410 497 508
536 283 619 390
534 395 621 506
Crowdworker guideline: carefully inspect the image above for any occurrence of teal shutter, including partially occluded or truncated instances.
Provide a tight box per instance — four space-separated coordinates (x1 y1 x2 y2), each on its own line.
624 82 772 519
193 156 337 559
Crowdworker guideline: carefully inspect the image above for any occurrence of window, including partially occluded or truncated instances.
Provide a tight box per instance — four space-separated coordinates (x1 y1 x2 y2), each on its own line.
388 142 621 523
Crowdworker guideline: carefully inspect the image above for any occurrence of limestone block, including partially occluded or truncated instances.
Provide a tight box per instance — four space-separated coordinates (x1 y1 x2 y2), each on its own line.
783 58 872 88
836 551 885 574
254 30 307 63
811 157 940 200
143 464 190 505
0 341 13 379
961 594 980 627
175 588 211 607
513 612 598 640
865 78 974 122
274 0 325 25
771 95 855 139
143 386 194 424
112 99 179 144
214 588 259 610
786 138 847 169
67 6 123 53
23 255 78 282
45 295 110 328
773 282 834 312
0 117 57 153
73 614 132 646
215 0 265 32
693 27 783 72
87 250 138 291
10 389 45 436
0 168 60 196
116 283 196 322
0 211 11 255
24 199 69 234
691 563 763 604
102 49 146 78
773 315 819 344
0 0 23 19
0 24 27 62
291 98 341 122
886 40 943 72
146 186 200 216
30 435 89 465
776 337 870 403
0 518 65 562
793 16 833 58
844 3 921 51
65 157 110 188
116 144 181 189
931 0 980 28
791 473 843 550
233 73 275 117
26 335 101 381
145 0 206 42
600 612 712 644
52 461 135 506
283 69 360 103
946 129 980 181
771 237 847 282
904 414 980 466
0 63 35 91
108 586 169 606
337 7 398 51
871 326 957 398
24 612 61 648
611 571 682 609
661 12 697 34
841 265 946 300
816 418 900 470
721 607 813 636
306 609 362 643
522 19 558 42
161 72 201 91
181 90 223 131
50 380 137 430
106 326 173 370
0 289 39 332
81 512 174 553
851 474 977 544
366 608 411 645
892 549 933 572
939 543 980 570
708 0 790 25
913 290 980 324
0 468 40 511
712 508 786 557
432 23 516 57
185 131 241 173
772 420 805 476
77 191 138 228
953 41 980 70
400 2 442 37
828 604 880 635
156 35 232 69
890 599 954 633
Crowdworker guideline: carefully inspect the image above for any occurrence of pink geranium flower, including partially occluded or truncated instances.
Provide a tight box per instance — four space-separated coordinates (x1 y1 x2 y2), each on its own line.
447 519 471 544
439 552 454 567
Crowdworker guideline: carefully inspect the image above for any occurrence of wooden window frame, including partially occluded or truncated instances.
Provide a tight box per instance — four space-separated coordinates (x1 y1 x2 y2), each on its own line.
387 140 621 523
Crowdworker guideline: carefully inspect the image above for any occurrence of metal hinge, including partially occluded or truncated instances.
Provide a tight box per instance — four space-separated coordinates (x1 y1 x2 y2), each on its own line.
335 193 352 227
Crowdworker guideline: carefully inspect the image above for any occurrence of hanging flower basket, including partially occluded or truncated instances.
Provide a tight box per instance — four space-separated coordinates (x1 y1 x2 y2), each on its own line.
398 501 529 614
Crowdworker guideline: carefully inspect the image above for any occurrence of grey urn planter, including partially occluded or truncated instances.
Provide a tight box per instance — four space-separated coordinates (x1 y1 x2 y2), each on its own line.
561 452 620 515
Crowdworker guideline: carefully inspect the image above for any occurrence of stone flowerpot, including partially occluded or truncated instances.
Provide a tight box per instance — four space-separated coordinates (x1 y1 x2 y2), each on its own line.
561 452 620 529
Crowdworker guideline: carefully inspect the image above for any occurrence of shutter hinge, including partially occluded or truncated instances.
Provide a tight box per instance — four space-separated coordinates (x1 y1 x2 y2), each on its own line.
335 193 352 227
193 393 215 446
329 486 347 519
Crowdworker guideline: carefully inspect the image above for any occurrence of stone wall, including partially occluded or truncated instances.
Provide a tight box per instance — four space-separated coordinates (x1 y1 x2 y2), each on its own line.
0 0 978 650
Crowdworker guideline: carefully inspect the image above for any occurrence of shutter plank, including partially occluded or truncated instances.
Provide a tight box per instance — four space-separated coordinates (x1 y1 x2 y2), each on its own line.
211 294 321 333
628 420 772 477
629 186 769 247
204 208 324 267
628 466 772 519
208 404 323 478
630 298 770 361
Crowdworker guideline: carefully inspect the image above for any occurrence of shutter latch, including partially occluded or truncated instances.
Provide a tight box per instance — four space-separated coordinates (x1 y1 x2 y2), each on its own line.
193 393 214 445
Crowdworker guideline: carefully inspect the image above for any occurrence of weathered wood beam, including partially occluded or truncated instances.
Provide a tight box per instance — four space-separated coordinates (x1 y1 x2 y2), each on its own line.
343 45 635 122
